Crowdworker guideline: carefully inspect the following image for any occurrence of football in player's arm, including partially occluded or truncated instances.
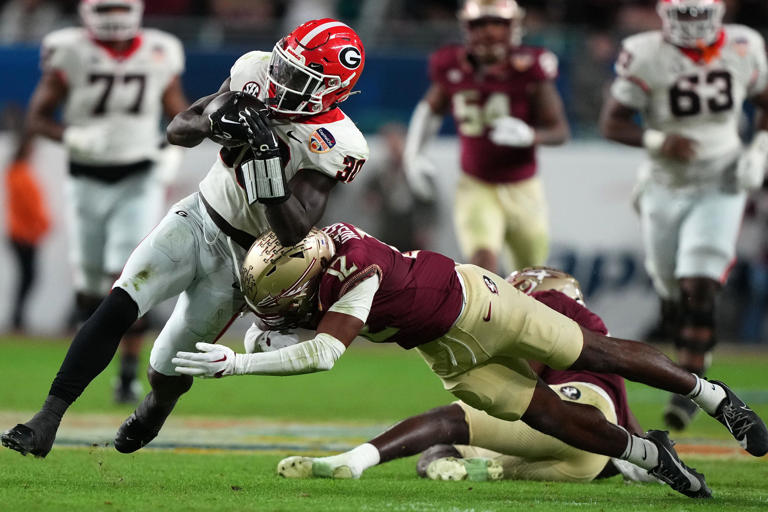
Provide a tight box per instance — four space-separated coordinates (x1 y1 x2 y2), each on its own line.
25 0 188 404
173 223 768 499
1 19 369 460
404 0 569 274
598 0 768 431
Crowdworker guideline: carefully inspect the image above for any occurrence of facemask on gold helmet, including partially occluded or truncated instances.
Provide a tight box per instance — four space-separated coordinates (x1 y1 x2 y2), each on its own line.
241 228 335 330
506 266 584 305
458 0 525 55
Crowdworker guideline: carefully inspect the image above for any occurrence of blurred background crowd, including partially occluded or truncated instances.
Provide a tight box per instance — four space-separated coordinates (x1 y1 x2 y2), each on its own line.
1 0 768 343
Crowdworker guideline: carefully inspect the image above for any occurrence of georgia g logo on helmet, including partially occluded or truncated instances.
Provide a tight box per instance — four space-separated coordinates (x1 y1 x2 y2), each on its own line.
339 46 362 70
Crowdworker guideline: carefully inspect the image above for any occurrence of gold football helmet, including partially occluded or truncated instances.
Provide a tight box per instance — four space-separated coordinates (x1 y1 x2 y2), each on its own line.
458 0 524 46
241 228 335 329
506 266 584 305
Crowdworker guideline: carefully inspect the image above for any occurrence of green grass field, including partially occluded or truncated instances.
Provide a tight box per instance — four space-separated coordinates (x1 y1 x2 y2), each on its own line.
1 335 768 511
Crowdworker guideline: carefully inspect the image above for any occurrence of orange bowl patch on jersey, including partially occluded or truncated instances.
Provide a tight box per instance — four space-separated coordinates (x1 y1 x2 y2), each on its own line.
309 128 336 153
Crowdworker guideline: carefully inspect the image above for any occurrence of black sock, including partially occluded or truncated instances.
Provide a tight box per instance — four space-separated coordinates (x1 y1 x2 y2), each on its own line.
120 354 139 390
49 288 139 405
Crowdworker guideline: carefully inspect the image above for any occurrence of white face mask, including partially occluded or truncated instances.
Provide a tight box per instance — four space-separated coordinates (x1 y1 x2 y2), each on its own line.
80 1 143 42
658 1 724 48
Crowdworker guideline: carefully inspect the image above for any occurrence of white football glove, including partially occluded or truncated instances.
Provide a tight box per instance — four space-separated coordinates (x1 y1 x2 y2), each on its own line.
62 125 111 157
736 131 768 191
489 116 536 147
172 342 239 378
404 154 437 202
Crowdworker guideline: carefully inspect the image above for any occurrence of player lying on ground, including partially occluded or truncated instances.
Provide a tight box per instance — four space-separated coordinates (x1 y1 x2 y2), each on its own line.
172 224 768 499
273 267 654 484
1 19 369 460
599 0 768 431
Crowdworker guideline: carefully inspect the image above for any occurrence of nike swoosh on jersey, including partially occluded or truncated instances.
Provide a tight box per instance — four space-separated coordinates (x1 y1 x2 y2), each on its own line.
287 130 302 143
483 303 492 322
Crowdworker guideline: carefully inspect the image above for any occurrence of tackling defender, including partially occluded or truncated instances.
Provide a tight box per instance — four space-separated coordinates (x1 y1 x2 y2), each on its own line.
272 267 653 484
1 19 369 459
28 0 188 403
599 0 768 430
404 0 569 273
173 223 768 499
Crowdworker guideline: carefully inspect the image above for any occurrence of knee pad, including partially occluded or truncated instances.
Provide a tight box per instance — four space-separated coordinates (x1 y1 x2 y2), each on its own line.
678 279 718 328
675 279 719 353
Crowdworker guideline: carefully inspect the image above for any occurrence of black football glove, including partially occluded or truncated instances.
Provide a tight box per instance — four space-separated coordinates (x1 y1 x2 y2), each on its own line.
238 106 290 204
207 92 252 147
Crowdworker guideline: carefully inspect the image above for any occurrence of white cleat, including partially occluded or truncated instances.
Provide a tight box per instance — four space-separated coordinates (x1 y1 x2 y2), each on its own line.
426 457 503 482
277 456 357 479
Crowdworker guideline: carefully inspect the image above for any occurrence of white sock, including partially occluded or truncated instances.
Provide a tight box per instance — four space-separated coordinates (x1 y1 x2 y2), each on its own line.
314 443 381 477
620 430 659 470
686 375 726 415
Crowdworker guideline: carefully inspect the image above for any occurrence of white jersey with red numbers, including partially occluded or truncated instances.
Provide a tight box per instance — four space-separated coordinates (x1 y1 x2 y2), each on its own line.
41 27 184 165
198 51 370 238
610 25 768 188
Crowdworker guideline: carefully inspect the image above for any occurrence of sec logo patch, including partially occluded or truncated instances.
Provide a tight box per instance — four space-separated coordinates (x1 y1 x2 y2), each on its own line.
242 81 261 96
309 128 336 153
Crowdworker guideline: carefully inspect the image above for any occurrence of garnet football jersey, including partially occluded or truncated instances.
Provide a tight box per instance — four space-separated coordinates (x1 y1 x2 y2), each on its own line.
41 27 184 166
611 25 768 187
317 223 464 349
429 44 558 184
533 290 630 429
198 51 370 238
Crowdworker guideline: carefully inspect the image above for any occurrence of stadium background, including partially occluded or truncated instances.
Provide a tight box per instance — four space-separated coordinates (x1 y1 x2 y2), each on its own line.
0 0 767 341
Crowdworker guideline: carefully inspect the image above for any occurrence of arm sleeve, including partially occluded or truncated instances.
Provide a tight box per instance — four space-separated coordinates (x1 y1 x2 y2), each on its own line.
233 332 347 375
327 273 380 323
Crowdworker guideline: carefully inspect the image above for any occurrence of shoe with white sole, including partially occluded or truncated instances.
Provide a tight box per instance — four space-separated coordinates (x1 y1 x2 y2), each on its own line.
426 457 503 482
277 456 357 479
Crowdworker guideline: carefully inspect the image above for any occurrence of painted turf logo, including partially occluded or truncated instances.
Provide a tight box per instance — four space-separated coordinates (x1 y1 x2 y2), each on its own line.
339 46 362 69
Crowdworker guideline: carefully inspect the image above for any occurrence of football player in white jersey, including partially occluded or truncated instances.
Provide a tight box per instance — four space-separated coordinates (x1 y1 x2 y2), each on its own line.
599 0 768 430
1 18 369 458
26 0 188 403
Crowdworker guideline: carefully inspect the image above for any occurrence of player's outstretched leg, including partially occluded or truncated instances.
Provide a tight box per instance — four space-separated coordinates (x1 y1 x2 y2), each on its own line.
114 368 192 453
2 289 139 458
278 404 469 479
572 329 768 456
521 380 711 499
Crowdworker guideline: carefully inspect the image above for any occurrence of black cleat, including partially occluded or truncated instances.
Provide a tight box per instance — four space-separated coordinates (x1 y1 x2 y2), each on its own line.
646 430 711 499
663 394 700 431
709 380 768 456
114 411 162 454
1 423 55 458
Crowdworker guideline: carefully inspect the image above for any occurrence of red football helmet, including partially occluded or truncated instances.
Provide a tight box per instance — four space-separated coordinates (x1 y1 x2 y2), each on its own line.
80 0 143 42
267 18 365 116
657 0 725 48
